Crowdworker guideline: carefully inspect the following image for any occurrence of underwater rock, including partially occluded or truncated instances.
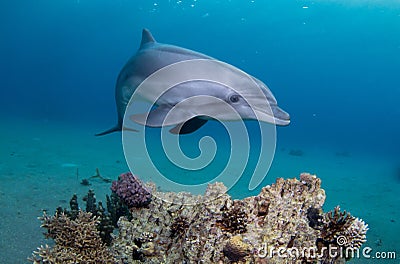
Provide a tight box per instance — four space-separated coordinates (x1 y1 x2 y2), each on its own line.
110 173 367 263
289 149 304 156
29 211 115 263
80 178 91 186
111 172 152 208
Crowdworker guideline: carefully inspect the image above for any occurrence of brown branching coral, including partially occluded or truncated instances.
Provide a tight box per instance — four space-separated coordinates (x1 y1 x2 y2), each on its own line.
29 211 115 263
321 206 368 249
170 215 190 238
55 190 116 245
217 200 248 234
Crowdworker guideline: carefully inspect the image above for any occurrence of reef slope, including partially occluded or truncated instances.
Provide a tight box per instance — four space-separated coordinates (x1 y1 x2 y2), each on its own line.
111 173 368 263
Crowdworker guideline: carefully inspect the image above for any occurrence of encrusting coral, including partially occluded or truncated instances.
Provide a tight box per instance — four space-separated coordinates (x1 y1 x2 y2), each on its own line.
29 211 115 263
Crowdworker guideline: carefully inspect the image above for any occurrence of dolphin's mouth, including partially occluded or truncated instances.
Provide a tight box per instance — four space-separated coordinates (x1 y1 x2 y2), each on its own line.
254 106 290 126
272 106 290 126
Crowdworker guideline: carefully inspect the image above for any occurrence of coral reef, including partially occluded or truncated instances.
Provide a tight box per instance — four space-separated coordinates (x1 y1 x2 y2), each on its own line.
111 172 152 208
29 211 115 263
55 190 117 245
30 172 368 263
111 173 368 263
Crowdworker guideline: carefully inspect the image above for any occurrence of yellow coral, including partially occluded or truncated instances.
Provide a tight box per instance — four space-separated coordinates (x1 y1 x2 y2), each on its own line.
223 235 250 262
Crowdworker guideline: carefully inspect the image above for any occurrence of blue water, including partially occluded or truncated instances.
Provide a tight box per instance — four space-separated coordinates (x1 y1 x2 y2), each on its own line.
1 0 399 263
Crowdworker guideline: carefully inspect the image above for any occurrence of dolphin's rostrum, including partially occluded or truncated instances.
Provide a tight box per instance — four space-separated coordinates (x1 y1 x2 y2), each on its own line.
96 29 290 136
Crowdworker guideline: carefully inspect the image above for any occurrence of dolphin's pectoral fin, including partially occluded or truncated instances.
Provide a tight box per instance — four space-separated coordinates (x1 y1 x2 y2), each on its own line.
130 105 194 127
122 126 140 133
169 117 208 135
95 124 122 136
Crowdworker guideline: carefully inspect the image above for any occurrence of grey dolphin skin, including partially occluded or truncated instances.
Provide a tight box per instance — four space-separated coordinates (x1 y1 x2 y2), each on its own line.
96 29 290 136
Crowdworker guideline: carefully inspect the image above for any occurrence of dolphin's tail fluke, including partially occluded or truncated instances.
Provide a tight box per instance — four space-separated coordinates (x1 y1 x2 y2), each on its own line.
95 125 121 136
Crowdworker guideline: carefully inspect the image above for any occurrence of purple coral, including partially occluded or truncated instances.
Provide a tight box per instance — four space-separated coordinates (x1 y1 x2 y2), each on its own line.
111 172 151 208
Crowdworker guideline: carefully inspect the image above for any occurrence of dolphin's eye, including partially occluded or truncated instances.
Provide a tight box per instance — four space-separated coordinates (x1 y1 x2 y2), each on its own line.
229 94 240 103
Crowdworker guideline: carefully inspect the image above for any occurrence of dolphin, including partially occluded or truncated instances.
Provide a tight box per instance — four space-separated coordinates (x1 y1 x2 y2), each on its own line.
96 29 290 136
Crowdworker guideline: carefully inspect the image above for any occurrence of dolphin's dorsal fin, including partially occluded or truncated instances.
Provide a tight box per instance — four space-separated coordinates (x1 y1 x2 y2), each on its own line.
140 29 156 48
